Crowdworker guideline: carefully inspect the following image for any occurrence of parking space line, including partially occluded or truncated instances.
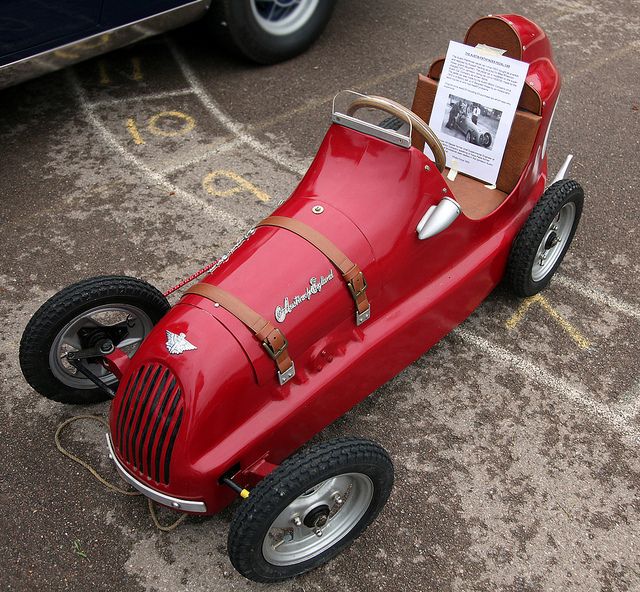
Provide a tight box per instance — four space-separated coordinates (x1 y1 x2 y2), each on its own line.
613 379 640 419
67 70 246 232
506 294 591 349
167 41 308 177
555 275 640 321
454 327 640 443
89 89 195 108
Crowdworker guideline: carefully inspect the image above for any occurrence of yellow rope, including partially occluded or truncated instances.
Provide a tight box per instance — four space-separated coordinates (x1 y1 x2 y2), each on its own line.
147 498 188 532
55 415 186 532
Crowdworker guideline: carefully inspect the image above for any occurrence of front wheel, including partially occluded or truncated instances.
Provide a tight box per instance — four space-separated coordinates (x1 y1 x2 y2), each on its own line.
505 180 584 296
208 0 337 64
228 438 394 582
19 276 170 404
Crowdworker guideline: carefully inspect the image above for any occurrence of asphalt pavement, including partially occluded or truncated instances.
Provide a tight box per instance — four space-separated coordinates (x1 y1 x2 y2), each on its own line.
1 1 639 591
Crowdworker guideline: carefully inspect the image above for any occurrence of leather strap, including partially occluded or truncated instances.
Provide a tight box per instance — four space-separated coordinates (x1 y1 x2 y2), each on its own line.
257 216 370 325
185 283 295 384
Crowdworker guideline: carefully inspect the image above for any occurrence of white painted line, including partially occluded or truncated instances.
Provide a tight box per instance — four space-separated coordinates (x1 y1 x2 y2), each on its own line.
612 379 640 419
163 136 242 174
67 70 246 232
454 327 640 443
555 275 640 321
167 41 308 177
88 88 195 108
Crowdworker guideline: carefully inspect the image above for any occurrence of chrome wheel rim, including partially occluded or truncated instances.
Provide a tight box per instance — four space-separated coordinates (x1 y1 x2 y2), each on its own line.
262 472 374 565
250 0 319 36
49 304 153 389
531 202 576 282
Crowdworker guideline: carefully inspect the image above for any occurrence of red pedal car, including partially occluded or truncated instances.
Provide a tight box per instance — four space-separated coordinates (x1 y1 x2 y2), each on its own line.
20 15 583 582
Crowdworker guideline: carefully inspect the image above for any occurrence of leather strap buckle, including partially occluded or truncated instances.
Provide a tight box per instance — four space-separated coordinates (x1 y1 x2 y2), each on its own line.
262 331 289 360
346 271 367 299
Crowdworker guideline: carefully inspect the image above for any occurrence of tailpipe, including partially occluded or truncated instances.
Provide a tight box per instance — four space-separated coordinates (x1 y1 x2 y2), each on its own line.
551 154 573 185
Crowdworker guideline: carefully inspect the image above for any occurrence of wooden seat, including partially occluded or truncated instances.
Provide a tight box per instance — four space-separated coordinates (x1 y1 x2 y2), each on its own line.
443 170 507 220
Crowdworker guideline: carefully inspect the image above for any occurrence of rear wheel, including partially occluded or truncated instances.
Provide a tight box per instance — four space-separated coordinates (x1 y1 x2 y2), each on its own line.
19 276 170 404
208 0 337 64
228 438 394 582
505 180 584 296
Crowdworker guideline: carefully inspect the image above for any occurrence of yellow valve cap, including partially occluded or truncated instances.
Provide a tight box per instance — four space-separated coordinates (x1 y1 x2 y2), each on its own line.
240 489 250 499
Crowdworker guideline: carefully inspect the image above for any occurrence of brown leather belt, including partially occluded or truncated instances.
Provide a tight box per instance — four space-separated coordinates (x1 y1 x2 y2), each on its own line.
185 283 295 385
257 215 371 326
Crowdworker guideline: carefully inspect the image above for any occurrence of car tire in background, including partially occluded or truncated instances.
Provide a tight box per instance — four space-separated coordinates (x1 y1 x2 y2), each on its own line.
208 0 337 64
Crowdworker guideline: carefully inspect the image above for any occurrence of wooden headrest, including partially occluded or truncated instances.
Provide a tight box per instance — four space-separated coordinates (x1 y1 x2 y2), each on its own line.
424 17 542 115
464 16 523 60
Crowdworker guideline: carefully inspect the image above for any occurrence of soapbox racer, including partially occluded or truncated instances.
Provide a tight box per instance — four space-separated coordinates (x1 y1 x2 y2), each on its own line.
19 15 584 582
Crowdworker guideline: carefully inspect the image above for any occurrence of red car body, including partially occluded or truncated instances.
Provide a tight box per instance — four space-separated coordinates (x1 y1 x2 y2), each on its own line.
106 14 560 515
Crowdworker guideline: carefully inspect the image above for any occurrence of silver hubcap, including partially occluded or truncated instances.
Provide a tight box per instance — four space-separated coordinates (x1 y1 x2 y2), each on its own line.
531 202 576 282
250 0 319 36
262 472 373 566
49 304 153 389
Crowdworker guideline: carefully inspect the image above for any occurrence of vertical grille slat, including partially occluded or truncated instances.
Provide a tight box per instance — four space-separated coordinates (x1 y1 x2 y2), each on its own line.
131 365 163 469
137 369 171 475
123 365 155 463
114 371 135 447
116 365 145 448
154 389 182 483
163 409 183 484
115 364 183 485
145 378 176 479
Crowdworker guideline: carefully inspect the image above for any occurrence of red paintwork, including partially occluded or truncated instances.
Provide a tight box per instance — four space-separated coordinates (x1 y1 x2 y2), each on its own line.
109 15 561 514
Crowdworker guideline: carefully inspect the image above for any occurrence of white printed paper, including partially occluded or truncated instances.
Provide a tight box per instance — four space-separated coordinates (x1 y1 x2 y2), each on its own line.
427 41 529 185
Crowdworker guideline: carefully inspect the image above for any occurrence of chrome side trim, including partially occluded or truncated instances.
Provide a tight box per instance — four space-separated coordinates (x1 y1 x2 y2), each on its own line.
0 0 211 89
332 113 411 148
105 433 207 514
331 90 412 148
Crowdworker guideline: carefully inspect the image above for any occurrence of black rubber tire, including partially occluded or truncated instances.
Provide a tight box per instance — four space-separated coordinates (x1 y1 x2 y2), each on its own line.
505 179 584 297
19 276 170 405
228 437 394 582
208 0 337 64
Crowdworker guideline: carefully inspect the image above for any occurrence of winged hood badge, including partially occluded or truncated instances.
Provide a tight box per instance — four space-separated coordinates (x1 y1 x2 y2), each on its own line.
165 331 197 355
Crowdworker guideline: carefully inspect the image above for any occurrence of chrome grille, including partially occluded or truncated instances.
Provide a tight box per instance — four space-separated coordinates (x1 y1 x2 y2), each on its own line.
114 363 183 484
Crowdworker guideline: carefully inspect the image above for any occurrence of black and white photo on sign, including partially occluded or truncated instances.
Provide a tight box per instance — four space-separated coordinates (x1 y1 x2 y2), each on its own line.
440 94 502 151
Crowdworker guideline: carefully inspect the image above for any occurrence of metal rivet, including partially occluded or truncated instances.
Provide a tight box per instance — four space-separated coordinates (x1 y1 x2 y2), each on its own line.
171 502 180 508
424 165 431 172
312 205 324 214
214 302 220 307
442 187 447 193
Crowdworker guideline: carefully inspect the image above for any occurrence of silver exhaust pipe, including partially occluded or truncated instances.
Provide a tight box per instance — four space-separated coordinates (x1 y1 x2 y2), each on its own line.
551 154 573 185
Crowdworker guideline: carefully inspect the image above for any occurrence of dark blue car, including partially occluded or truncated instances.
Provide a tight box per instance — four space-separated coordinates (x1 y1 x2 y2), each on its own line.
0 0 336 88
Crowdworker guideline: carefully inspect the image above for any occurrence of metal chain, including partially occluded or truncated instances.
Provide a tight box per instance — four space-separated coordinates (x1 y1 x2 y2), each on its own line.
162 198 288 297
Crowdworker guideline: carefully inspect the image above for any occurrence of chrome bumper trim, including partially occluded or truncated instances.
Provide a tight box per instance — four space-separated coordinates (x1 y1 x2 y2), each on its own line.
0 0 210 89
105 434 207 513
